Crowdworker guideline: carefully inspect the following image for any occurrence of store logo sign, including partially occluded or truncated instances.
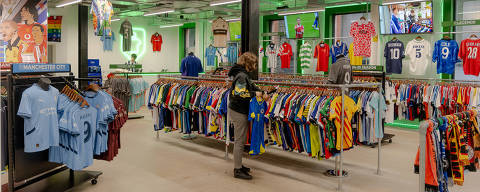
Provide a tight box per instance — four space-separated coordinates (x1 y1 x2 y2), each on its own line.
120 27 147 61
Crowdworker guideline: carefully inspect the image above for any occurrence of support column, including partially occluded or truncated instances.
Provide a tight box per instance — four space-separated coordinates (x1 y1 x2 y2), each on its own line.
241 0 259 79
78 5 89 88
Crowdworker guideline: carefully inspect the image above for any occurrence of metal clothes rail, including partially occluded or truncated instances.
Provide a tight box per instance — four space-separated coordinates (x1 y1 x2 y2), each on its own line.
148 73 383 192
387 77 480 83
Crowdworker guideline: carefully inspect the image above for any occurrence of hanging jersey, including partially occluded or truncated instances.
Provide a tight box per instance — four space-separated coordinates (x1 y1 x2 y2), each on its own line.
205 46 217 66
459 38 480 76
349 21 376 57
265 44 278 69
299 42 312 69
384 39 405 74
330 41 348 63
295 25 304 39
348 43 363 66
406 39 431 75
279 42 293 68
17 84 60 152
248 97 268 155
329 95 358 150
151 34 163 52
314 43 329 72
432 39 459 75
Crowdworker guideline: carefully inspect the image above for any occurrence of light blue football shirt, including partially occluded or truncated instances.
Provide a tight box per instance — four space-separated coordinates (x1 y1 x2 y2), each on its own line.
17 84 60 152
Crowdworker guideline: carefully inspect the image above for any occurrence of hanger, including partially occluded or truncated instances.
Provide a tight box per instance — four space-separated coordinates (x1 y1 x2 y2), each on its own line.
443 35 451 40
85 83 100 92
392 37 397 40
470 34 478 39
416 36 423 40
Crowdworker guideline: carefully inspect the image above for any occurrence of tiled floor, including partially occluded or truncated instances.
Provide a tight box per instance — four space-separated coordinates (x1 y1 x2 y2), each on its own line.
67 108 480 192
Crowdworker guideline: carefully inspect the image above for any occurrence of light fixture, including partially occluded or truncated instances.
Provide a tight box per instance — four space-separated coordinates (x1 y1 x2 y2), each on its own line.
458 11 480 15
325 2 367 9
144 9 175 16
226 17 241 22
55 0 81 8
111 17 120 22
159 24 183 28
278 8 325 16
382 0 425 5
210 0 241 6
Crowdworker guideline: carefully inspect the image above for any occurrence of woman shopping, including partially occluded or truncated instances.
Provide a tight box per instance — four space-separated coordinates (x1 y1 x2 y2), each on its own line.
228 52 268 180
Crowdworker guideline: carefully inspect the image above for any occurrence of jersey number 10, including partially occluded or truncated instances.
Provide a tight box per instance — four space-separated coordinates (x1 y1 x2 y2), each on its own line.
390 48 400 59
467 47 478 59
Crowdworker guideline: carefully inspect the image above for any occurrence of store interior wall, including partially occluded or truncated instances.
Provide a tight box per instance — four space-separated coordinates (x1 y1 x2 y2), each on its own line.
454 0 480 81
378 0 442 79
48 6 79 77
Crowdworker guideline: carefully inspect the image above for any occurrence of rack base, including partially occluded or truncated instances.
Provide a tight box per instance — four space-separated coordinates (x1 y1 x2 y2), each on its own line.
368 134 395 148
14 169 102 192
128 114 144 119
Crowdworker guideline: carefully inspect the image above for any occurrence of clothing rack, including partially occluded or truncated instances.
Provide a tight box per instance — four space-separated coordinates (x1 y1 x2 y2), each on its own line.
110 72 147 119
418 109 480 192
6 66 101 192
387 77 480 83
151 73 382 192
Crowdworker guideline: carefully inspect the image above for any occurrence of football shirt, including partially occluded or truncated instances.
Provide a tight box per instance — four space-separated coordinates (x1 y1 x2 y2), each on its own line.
459 38 480 76
405 39 431 75
384 39 405 74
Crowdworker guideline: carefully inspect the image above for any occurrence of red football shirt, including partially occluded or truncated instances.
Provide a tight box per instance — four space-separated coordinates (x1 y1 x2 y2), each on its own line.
459 38 480 76
278 42 293 68
295 25 304 39
314 43 330 72
151 33 163 52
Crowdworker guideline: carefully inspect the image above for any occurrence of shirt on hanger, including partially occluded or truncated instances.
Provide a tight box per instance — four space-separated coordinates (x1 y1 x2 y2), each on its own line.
432 39 459 75
17 84 60 152
349 21 376 57
265 44 279 69
384 39 405 74
100 32 115 51
119 20 133 52
329 95 358 150
279 42 293 68
459 38 480 76
248 97 268 155
349 43 363 66
405 39 431 75
299 42 312 69
314 43 329 72
330 41 348 63
151 33 163 52
205 46 217 66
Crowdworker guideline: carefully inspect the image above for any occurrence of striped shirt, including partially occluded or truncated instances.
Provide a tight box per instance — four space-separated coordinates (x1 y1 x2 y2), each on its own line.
299 42 312 68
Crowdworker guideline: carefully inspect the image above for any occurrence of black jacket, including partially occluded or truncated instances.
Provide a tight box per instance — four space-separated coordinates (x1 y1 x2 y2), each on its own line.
228 64 260 114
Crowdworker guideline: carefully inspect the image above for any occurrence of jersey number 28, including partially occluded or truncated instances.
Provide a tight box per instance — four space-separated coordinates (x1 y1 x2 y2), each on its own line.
467 47 478 59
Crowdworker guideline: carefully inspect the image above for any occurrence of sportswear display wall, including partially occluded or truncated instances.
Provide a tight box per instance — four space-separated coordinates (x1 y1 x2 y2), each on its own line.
385 80 480 124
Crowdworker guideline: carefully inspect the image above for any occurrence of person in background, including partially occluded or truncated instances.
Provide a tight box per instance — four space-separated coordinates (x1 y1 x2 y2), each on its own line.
125 53 140 72
180 52 203 77
390 6 402 34
228 52 268 180
295 18 304 39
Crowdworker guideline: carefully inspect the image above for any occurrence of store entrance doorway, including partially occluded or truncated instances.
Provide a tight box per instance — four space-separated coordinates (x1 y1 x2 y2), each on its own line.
184 28 196 56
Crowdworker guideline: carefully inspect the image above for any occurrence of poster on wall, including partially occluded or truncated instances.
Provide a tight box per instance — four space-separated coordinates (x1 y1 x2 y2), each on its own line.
229 21 241 41
48 16 62 42
379 1 433 34
0 0 48 66
284 12 320 39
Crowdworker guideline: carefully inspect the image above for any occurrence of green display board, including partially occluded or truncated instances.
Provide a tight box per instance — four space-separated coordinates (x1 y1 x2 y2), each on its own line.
229 21 241 41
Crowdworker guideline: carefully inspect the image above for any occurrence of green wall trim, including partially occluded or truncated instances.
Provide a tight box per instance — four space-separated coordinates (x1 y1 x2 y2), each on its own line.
386 120 420 130
179 23 196 70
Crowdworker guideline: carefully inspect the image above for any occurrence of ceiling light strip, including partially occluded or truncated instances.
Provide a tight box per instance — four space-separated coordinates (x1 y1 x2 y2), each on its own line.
56 0 82 8
458 11 480 15
226 18 241 22
159 24 183 28
382 0 425 5
278 9 325 16
144 9 175 17
210 0 242 6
